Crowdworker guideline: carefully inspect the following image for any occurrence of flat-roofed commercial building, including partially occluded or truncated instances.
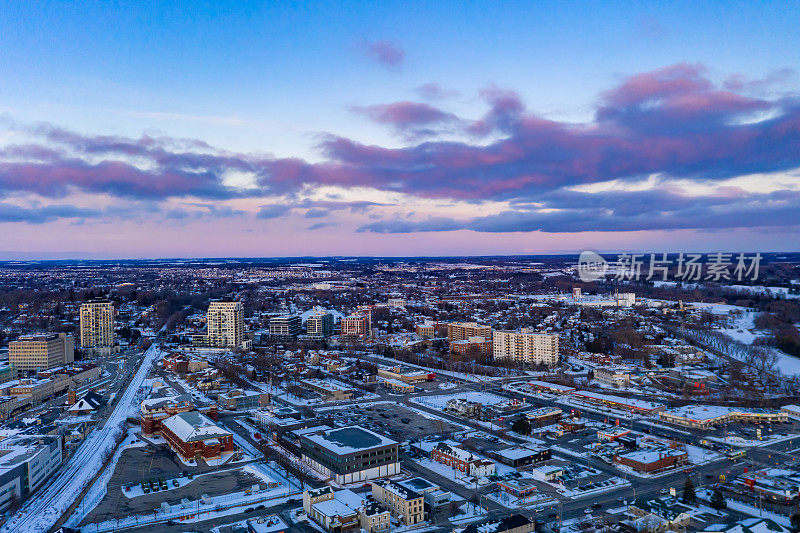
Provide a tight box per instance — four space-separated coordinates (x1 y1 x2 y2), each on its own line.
270 315 301 337
299 426 399 484
0 435 63 514
493 329 559 366
9 333 74 371
207 300 244 348
447 322 492 343
79 300 115 355
614 447 688 473
572 391 665 415
371 479 425 525
659 405 788 429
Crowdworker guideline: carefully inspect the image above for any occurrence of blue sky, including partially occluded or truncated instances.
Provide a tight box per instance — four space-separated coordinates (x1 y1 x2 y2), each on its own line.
0 1 799 257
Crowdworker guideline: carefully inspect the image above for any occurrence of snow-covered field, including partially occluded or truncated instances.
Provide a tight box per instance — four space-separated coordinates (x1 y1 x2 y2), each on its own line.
65 429 146 527
2 344 166 533
485 489 557 509
83 484 298 532
411 391 520 410
690 302 800 377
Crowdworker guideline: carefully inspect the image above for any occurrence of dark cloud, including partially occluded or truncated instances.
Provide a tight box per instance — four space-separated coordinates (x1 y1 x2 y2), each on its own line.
304 208 329 218
0 203 103 224
358 188 800 234
307 221 338 230
256 204 291 219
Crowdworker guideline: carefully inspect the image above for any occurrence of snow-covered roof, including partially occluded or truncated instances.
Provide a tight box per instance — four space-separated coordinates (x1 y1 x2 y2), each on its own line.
161 411 231 443
301 426 396 456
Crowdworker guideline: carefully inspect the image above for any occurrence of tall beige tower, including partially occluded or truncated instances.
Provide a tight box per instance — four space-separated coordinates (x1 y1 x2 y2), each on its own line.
79 300 115 352
207 300 244 348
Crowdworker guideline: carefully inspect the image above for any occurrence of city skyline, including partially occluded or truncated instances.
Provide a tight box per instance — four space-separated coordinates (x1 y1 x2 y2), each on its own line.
1 1 800 258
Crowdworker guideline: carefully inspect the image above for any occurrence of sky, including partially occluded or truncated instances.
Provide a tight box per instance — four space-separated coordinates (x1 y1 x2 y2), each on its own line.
1 0 799 258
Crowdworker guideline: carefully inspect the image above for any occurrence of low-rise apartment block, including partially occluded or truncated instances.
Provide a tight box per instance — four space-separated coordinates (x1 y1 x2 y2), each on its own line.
371 479 425 525
447 321 492 343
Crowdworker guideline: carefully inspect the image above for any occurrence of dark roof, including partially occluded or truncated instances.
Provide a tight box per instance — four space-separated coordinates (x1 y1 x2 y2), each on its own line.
463 514 532 533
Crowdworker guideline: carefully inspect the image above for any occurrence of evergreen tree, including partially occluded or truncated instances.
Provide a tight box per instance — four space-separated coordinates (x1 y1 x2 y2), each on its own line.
511 416 531 436
710 488 727 511
682 477 697 504
790 512 800 533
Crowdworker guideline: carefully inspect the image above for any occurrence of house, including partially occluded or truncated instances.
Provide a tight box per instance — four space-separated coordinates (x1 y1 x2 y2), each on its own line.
700 518 790 533
303 487 359 533
217 389 270 410
430 442 496 477
303 487 390 533
444 398 482 418
67 390 104 414
626 498 693 533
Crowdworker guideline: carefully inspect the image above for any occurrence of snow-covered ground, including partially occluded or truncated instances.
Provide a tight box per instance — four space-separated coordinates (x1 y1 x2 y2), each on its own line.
411 391 520 410
484 489 557 509
83 484 298 532
690 302 800 376
65 429 146 527
697 488 790 527
3 343 166 533
708 433 800 448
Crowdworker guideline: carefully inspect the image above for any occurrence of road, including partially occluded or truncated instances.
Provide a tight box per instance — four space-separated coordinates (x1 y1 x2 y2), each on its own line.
1 341 163 533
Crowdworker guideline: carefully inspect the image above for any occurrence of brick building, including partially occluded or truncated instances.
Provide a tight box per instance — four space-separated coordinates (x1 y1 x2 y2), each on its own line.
430 442 495 477
160 411 234 462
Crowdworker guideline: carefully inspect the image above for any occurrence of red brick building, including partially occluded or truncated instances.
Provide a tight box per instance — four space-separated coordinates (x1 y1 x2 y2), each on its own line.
613 447 688 473
160 411 234 461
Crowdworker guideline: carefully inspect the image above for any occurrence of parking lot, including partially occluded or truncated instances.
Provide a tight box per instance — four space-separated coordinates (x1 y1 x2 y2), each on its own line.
80 445 262 526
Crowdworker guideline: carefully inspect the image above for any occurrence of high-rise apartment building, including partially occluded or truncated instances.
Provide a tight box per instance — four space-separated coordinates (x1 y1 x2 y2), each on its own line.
447 322 492 343
493 329 559 366
9 333 75 371
79 301 115 354
306 310 334 338
269 314 302 337
341 313 369 338
207 300 244 348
